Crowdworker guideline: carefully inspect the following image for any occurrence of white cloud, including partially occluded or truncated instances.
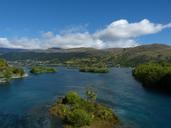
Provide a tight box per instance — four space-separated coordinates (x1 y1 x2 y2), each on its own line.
0 37 22 49
0 19 170 49
95 19 164 39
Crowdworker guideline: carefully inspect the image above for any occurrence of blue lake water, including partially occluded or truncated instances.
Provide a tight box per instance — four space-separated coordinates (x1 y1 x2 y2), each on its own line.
0 67 171 128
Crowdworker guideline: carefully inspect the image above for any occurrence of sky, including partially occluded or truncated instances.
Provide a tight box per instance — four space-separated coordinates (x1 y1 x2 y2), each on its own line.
0 0 171 49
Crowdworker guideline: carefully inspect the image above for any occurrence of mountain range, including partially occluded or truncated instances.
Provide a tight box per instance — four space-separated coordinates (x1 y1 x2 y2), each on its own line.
0 43 170 66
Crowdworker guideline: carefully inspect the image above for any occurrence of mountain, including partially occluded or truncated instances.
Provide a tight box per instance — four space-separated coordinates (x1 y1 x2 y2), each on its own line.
0 48 28 54
0 43 170 66
108 44 171 66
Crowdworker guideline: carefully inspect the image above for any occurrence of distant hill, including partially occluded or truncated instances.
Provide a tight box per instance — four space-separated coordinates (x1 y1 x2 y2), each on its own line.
0 48 28 54
0 43 171 66
108 44 171 66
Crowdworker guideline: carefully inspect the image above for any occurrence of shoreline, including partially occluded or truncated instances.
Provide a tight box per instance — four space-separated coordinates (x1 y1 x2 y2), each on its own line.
0 73 28 83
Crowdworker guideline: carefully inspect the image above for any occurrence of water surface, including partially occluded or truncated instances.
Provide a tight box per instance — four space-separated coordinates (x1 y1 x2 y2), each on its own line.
0 67 171 128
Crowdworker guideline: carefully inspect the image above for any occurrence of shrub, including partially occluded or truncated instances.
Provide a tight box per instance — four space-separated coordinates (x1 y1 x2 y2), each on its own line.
50 91 118 127
50 104 69 118
95 105 113 120
66 109 93 127
0 59 8 67
65 91 81 105
86 88 97 102
12 68 25 76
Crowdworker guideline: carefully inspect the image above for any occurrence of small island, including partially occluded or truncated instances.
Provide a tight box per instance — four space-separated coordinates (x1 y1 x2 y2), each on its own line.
30 66 57 74
50 90 118 128
79 67 109 73
65 57 109 73
0 59 25 83
133 62 171 90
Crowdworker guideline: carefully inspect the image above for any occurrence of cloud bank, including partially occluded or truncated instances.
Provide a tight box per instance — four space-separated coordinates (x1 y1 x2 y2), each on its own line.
0 19 171 49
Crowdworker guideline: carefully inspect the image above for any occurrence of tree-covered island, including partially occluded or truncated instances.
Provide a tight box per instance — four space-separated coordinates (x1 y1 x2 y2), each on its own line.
65 57 109 73
0 59 25 83
79 67 109 73
50 90 118 128
133 62 171 90
30 66 57 74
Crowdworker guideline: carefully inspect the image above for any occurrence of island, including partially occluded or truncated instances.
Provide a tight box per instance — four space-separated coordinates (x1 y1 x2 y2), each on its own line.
79 67 109 73
132 62 171 90
0 58 25 83
50 90 118 128
30 66 57 74
65 57 110 73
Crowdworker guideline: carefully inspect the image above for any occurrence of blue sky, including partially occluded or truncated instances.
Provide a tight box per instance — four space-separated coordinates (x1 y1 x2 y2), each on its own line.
0 0 171 49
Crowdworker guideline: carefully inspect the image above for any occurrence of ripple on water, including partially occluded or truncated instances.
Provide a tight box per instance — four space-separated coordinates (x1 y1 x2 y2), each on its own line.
0 67 171 128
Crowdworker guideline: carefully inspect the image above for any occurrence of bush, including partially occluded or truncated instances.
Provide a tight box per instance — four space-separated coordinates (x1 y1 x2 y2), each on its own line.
50 91 118 127
0 59 8 67
66 109 93 127
86 88 97 102
12 68 25 76
65 91 81 105
95 105 113 120
50 104 69 118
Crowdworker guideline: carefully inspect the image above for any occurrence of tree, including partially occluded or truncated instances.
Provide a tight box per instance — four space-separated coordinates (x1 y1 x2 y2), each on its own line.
133 62 171 87
85 88 97 102
65 91 81 105
66 109 93 127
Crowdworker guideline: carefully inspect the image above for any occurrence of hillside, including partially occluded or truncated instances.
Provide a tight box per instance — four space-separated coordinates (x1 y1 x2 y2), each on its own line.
109 44 171 66
0 43 170 67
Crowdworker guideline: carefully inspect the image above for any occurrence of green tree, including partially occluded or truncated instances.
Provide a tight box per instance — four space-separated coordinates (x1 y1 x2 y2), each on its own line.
0 59 8 67
65 91 81 105
66 109 93 127
86 88 97 102
133 62 171 87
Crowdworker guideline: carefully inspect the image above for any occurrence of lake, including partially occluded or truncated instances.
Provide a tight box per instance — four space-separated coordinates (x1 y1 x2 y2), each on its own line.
0 67 171 128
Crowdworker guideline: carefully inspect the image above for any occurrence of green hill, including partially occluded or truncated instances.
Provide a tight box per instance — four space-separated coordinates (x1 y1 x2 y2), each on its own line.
0 43 171 67
109 44 171 66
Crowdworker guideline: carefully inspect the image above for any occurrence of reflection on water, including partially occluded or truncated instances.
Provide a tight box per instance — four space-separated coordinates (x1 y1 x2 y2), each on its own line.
0 67 171 128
